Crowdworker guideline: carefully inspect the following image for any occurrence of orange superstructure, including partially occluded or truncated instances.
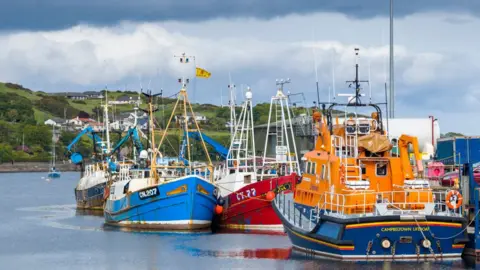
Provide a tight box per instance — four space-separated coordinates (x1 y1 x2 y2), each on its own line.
295 108 434 214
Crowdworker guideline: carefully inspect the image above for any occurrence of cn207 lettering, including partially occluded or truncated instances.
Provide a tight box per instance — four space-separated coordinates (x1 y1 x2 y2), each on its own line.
139 187 159 200
236 188 256 201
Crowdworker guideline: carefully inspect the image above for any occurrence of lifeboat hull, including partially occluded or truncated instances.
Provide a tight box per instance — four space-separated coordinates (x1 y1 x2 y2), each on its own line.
273 193 469 260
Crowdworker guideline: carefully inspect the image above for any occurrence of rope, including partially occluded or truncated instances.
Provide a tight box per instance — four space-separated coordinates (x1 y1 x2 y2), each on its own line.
426 209 480 240
413 215 436 258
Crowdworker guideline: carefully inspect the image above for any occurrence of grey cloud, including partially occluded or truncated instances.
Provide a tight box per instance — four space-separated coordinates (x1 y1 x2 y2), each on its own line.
1 0 479 30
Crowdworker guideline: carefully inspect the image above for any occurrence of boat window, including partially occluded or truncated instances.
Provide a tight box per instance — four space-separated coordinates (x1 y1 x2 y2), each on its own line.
244 174 251 184
310 162 316 175
376 163 387 176
123 181 130 194
306 162 311 174
361 165 366 175
321 164 327 180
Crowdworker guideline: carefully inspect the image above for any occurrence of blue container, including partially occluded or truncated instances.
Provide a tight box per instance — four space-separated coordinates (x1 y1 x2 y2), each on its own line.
104 175 217 230
436 137 480 165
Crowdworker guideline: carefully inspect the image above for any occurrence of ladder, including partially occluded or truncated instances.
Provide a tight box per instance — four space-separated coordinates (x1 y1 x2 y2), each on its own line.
344 134 362 181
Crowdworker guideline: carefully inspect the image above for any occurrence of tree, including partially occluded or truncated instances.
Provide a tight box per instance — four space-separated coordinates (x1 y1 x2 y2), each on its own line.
441 132 464 138
0 143 13 163
6 109 18 122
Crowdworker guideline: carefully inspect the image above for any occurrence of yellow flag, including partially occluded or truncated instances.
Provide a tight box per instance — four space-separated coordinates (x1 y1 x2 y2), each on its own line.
196 67 211 79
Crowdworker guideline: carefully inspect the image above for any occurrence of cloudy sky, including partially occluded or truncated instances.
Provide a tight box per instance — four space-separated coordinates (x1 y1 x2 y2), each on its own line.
0 1 479 134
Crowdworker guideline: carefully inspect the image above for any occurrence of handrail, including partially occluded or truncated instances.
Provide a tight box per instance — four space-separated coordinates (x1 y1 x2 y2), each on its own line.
319 190 461 217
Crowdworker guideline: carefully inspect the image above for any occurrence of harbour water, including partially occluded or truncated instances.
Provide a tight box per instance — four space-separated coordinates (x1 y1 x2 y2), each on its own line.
0 172 474 269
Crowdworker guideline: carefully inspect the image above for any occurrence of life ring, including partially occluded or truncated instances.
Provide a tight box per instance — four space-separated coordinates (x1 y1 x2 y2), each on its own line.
446 190 463 209
433 168 440 176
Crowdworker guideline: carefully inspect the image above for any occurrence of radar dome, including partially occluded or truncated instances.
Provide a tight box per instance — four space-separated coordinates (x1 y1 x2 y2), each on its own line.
139 150 148 159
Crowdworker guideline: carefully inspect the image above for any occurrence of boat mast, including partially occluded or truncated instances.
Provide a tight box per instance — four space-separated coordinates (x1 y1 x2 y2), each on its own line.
104 89 111 154
228 76 237 138
261 79 300 179
226 87 256 173
389 0 395 118
156 52 214 181
52 125 56 168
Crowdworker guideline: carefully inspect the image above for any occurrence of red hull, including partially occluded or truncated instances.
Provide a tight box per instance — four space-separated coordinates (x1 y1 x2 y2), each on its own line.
217 174 298 232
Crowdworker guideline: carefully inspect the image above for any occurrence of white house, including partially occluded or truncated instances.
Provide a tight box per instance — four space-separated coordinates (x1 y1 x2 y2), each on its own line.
44 118 64 127
175 112 207 123
64 92 87 100
83 91 104 99
109 95 142 105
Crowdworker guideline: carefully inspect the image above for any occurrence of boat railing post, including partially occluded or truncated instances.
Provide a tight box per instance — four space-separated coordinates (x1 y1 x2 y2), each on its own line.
309 210 312 230
299 208 302 228
283 193 286 214
293 202 296 225
364 192 366 215
288 201 291 221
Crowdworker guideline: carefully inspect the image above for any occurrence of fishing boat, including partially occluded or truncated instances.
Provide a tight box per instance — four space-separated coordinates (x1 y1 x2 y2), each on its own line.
47 125 61 178
73 96 143 210
214 82 300 232
104 54 220 230
272 48 468 260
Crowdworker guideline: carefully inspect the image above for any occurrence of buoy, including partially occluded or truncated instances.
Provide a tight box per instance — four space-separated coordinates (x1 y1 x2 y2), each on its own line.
215 205 223 215
446 190 463 209
266 191 275 201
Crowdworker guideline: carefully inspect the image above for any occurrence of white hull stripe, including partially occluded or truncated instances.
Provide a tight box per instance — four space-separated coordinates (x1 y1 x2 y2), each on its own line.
292 245 462 261
221 224 285 231
118 220 211 225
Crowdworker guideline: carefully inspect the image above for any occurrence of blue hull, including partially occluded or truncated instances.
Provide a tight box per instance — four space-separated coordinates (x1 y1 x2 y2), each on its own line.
47 172 61 178
75 182 106 210
273 199 468 260
104 176 217 230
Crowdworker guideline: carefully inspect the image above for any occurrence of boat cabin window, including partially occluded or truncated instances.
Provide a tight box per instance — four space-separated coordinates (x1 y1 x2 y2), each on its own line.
376 163 388 176
244 174 251 184
358 120 370 134
345 121 356 134
306 162 311 174
309 162 316 175
361 164 366 175
321 164 327 180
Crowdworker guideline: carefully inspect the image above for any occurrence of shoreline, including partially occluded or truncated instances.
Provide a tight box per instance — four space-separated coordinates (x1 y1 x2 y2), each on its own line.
0 162 81 173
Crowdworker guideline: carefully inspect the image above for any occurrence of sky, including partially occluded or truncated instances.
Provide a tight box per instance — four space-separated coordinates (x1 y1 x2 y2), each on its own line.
0 1 479 134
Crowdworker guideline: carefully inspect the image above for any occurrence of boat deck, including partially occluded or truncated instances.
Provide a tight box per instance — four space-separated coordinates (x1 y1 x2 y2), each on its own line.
274 192 316 231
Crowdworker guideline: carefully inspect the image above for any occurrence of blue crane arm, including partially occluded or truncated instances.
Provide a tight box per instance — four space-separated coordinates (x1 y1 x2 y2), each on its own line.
184 131 229 159
66 126 94 152
131 128 143 152
109 127 144 156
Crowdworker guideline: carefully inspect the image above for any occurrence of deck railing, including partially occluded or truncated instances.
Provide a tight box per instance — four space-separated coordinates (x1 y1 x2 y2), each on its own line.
320 190 462 218
274 189 462 232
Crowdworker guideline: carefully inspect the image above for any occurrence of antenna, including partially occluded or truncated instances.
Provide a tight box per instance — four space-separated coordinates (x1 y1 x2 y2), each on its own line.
276 78 291 93
312 29 320 107
332 51 336 101
328 86 331 103
390 0 395 118
174 52 195 89
344 48 369 105
368 59 372 102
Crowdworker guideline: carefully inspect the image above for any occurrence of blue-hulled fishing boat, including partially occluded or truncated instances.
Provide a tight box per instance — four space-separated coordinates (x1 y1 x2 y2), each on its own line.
104 55 220 230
